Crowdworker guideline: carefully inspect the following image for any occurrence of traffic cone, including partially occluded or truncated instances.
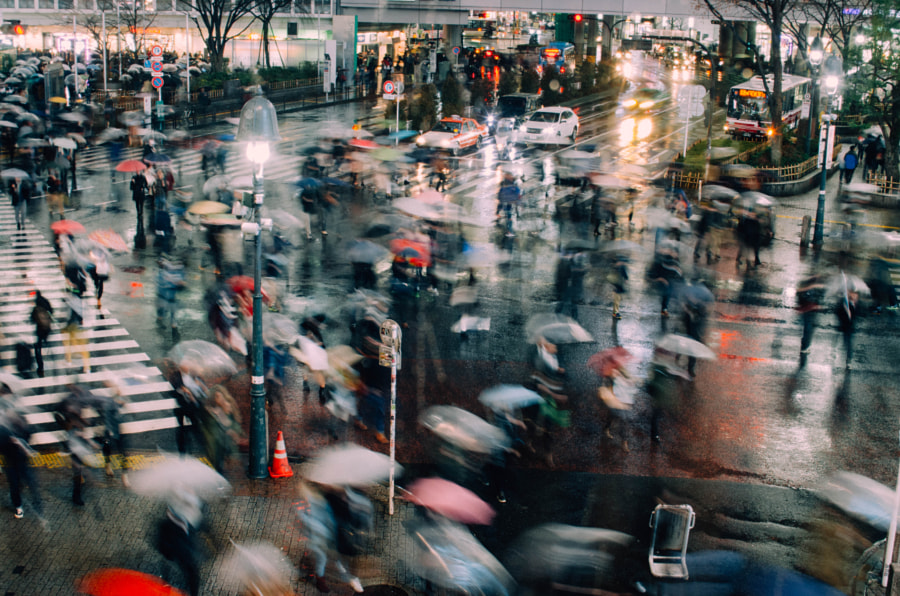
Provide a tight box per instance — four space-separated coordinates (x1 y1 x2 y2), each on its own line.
269 431 294 478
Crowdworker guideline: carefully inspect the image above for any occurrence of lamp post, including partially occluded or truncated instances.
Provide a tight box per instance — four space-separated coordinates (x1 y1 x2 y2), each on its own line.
805 37 824 156
812 53 840 250
236 89 281 479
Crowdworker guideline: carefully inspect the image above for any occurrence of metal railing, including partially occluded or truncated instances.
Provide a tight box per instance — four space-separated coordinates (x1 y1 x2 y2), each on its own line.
666 170 704 191
756 155 819 182
866 172 900 195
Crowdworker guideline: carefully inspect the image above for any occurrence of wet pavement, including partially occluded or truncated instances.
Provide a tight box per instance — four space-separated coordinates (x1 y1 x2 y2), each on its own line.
3 78 900 594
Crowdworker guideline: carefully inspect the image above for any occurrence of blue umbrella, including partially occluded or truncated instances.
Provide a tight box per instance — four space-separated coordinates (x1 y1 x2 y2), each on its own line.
322 177 352 188
218 133 235 142
295 177 323 190
144 153 172 164
388 129 419 141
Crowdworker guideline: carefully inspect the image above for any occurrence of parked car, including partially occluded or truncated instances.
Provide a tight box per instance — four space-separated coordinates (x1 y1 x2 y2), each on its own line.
619 88 669 114
416 116 489 154
516 106 579 145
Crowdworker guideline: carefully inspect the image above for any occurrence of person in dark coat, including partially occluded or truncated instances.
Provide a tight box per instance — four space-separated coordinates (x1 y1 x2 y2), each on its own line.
796 274 825 368
1 387 43 521
30 291 53 378
156 489 204 596
131 172 148 229
736 210 763 270
8 179 23 230
843 147 858 184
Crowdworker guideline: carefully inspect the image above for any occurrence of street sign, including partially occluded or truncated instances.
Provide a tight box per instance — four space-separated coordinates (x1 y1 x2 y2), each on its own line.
452 46 460 55
383 93 397 100
394 80 405 95
150 61 163 74
801 93 811 119
144 59 151 69
383 80 394 94
677 84 707 102
150 44 163 57
151 77 164 89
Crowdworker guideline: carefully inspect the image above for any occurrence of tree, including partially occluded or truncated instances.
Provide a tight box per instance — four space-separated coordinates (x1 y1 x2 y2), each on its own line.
858 0 899 178
118 1 157 57
409 83 439 131
187 0 254 72
703 0 800 167
440 74 465 119
783 0 872 67
250 0 293 69
498 68 518 96
520 68 540 94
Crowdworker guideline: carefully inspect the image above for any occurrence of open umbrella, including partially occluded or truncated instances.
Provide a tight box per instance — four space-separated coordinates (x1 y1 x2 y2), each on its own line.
303 443 401 487
346 239 390 264
419 405 510 454
587 346 632 377
818 471 894 532
220 542 294 596
50 219 86 235
144 152 172 164
701 183 740 204
202 174 230 197
478 384 544 412
67 132 87 144
0 120 17 128
199 214 241 227
77 568 188 596
390 238 431 267
96 127 127 143
47 96 68 105
115 159 147 173
525 313 593 344
290 335 328 371
349 138 379 150
405 477 496 525
187 200 230 216
0 168 29 179
51 137 77 150
167 339 237 382
655 334 716 359
88 229 129 252
58 111 88 123
326 344 364 371
128 454 231 500
263 312 299 345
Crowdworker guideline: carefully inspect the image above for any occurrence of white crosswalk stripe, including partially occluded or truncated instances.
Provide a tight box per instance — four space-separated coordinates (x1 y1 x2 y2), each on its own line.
0 206 175 446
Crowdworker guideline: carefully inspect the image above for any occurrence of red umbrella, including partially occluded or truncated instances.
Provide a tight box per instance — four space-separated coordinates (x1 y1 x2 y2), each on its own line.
348 138 379 150
115 159 147 173
390 238 431 267
77 568 187 595
50 219 86 235
227 275 256 293
587 346 632 378
405 477 496 525
88 229 128 252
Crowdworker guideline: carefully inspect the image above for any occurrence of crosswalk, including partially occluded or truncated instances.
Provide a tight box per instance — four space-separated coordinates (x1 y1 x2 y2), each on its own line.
0 205 175 446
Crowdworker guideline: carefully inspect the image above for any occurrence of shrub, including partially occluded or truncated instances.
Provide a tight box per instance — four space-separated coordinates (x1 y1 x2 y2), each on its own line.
520 68 540 94
409 84 439 130
441 74 465 118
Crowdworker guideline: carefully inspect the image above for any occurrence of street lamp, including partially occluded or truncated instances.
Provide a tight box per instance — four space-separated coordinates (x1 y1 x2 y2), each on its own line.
812 50 841 250
804 37 824 156
236 88 280 479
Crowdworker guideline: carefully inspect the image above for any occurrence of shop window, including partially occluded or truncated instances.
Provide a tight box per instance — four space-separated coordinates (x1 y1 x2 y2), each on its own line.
313 0 330 14
0 0 16 8
287 22 298 37
38 0 54 9
58 0 73 8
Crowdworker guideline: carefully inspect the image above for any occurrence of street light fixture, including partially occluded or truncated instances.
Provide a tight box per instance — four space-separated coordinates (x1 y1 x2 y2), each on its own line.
808 36 824 68
236 88 280 479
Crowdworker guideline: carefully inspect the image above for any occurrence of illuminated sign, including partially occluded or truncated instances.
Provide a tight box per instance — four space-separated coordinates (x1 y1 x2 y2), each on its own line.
542 49 560 57
738 89 766 98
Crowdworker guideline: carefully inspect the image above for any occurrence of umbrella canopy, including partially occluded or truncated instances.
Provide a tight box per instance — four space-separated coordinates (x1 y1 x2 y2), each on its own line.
0 167 29 179
144 152 172 164
304 443 401 487
826 271 871 299
263 312 299 345
655 333 716 359
0 120 17 128
58 111 88 123
187 200 230 216
701 183 740 204
96 127 127 143
47 96 68 105
419 405 510 454
115 159 147 173
67 132 87 144
587 346 632 378
478 384 544 412
227 275 256 294
525 313 594 344
220 542 294 595
346 239 390 264
349 138 379 150
290 335 329 371
50 219 86 235
167 339 237 382
738 191 777 210
405 477 496 525
202 174 230 197
77 568 187 596
51 137 77 150
326 344 364 371
199 214 241 227
129 454 231 500
818 471 894 532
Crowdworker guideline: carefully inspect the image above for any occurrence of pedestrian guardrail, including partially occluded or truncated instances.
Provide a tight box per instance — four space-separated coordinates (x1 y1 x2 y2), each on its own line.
866 173 900 196
756 155 819 182
666 170 703 191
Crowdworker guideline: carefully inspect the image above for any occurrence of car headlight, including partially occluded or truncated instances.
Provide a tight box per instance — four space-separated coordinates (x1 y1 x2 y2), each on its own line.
487 114 495 125
623 99 637 108
639 100 654 109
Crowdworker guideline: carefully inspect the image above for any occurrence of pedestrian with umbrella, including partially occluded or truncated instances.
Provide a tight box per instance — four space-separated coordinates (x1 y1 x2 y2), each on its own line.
130 171 148 229
829 271 869 370
796 273 826 368
608 252 629 320
62 290 90 374
8 177 23 230
157 254 186 335
647 248 683 318
1 383 43 521
645 347 689 445
55 385 100 505
45 169 65 220
589 346 634 452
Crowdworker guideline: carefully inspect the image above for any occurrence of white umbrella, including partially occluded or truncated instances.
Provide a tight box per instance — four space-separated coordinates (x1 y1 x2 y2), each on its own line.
51 137 78 150
525 313 593 344
59 112 89 123
221 542 294 595
0 120 17 129
129 454 232 499
478 384 544 412
655 333 716 359
290 335 329 371
303 443 401 487
202 174 231 197
419 405 510 454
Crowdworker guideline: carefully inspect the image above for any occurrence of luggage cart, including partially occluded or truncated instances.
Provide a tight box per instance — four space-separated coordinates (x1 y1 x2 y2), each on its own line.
648 504 695 580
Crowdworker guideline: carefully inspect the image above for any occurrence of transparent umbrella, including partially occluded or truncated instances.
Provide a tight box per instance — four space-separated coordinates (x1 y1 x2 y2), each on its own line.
166 339 237 382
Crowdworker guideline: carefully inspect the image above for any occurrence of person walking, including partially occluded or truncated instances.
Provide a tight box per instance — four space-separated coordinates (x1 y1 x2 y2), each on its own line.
1 386 43 521
843 147 858 184
609 253 629 320
9 178 23 230
796 274 825 368
88 249 110 309
834 273 862 370
63 293 90 374
46 171 65 220
157 255 186 334
30 291 53 378
131 172 148 229
156 488 204 596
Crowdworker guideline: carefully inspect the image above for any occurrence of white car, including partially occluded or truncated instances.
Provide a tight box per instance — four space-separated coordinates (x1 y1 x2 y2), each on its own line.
517 107 579 145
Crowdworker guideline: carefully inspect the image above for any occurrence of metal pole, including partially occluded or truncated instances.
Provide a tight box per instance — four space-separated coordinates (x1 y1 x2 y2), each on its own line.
116 2 122 79
395 96 400 136
705 56 715 179
882 428 900 587
388 339 397 515
73 16 78 101
248 166 269 479
102 11 107 96
185 13 190 100
812 118 828 248
683 85 692 157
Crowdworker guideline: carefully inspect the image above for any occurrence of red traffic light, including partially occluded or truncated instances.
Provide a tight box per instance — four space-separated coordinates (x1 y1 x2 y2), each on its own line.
573 14 583 22
12 24 24 35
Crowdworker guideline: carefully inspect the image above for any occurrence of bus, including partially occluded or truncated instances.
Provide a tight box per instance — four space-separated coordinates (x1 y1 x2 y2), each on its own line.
724 74 810 140
539 42 576 75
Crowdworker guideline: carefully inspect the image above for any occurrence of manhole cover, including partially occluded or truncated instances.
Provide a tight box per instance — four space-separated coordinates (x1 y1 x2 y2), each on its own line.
362 586 408 596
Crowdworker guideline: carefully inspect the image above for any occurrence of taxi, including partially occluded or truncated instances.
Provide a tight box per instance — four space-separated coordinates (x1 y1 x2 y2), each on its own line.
416 116 488 154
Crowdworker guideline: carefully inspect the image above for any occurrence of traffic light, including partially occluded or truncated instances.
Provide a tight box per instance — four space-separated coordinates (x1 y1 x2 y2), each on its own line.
1 21 26 35
571 14 583 23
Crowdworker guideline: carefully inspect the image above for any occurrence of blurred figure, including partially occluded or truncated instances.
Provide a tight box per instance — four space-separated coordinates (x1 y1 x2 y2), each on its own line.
8 178 23 230
796 274 826 368
1 385 43 520
46 170 65 220
609 253 629 320
88 249 110 309
530 338 569 467
156 488 204 596
647 249 683 318
63 293 90 373
131 172 148 229
646 347 687 444
30 290 53 378
842 147 858 183
736 209 763 270
296 482 367 593
169 366 207 456
834 277 861 370
200 384 242 474
554 249 587 319
55 390 96 505
99 381 130 485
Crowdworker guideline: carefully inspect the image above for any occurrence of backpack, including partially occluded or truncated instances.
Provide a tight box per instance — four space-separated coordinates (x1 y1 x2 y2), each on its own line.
33 306 52 333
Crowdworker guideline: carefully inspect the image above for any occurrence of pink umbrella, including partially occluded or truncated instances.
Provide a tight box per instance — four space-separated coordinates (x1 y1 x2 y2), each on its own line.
405 477 496 525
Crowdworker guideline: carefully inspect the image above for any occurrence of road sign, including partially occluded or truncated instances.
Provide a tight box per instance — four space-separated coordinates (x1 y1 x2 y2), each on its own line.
150 44 163 57
150 61 163 74
383 80 394 94
452 46 460 55
151 76 164 89
677 84 707 102
801 93 811 119
383 93 397 100
394 80 405 95
144 59 151 69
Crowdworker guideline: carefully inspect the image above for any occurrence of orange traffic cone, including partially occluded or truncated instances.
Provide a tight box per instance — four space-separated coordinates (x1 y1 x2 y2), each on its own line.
269 431 294 478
